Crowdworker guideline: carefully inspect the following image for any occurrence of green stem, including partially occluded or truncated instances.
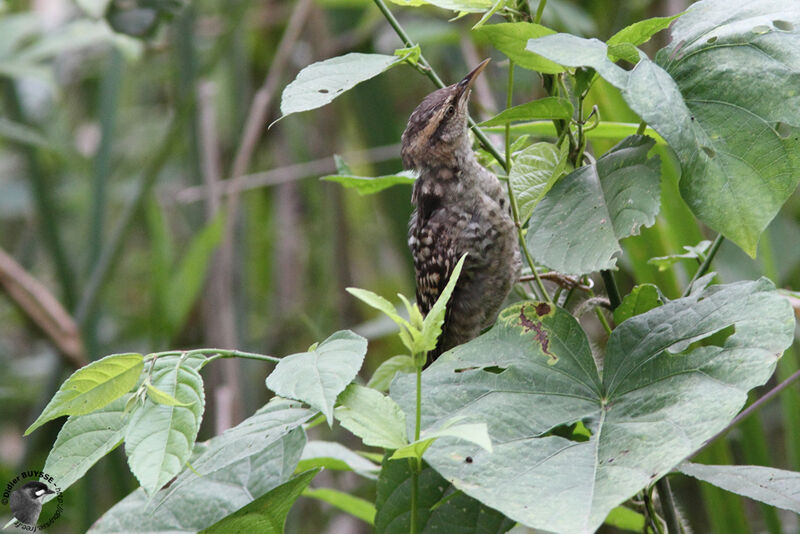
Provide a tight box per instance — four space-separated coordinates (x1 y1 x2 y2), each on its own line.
595 307 612 335
655 477 682 534
681 233 724 297
644 486 666 534
372 0 506 171
601 270 621 310
636 120 647 135
415 364 422 441
146 347 281 366
533 0 547 23
409 363 423 534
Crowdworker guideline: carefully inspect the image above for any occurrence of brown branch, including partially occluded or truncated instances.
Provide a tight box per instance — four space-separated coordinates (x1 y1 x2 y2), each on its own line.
0 247 87 368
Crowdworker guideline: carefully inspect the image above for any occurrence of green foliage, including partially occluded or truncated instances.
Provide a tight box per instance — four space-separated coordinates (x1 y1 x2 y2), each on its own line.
508 140 569 223
265 330 367 422
367 355 417 391
25 353 144 435
334 384 408 450
201 468 321 533
391 279 793 532
303 487 377 525
612 283 663 324
479 97 573 126
322 171 417 195
527 135 661 274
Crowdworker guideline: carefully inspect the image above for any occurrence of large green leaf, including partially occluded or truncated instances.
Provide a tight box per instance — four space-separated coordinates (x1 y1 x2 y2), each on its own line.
678 462 800 514
90 399 313 533
201 468 321 533
526 135 661 275
266 330 367 422
527 0 800 256
41 395 131 500
375 457 514 534
391 279 794 533
124 358 205 495
25 353 143 435
278 53 403 120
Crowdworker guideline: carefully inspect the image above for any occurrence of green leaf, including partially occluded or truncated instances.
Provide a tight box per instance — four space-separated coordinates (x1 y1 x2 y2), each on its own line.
41 395 131 500
509 140 569 223
391 279 794 533
322 171 417 195
124 358 205 495
482 120 666 144
394 44 421 66
397 0 492 13
166 211 225 332
90 399 312 533
266 330 367 423
613 284 664 325
479 97 573 126
603 506 646 531
346 288 411 330
334 384 408 450
526 135 661 275
296 440 379 479
145 383 195 406
390 422 492 460
474 22 563 73
26 353 144 435
303 488 376 525
201 468 321 533
678 462 800 514
375 457 514 534
367 355 416 392
649 1 800 255
607 13 683 48
278 53 403 120
648 239 712 271
526 32 632 87
418 254 467 353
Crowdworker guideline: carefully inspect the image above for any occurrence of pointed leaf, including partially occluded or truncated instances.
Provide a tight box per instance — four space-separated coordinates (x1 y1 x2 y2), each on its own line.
41 395 131 500
479 97 573 126
391 279 793 533
279 53 403 119
606 13 683 49
678 462 800 514
266 330 367 422
26 353 143 435
367 355 416 392
474 22 562 73
201 468 321 533
125 358 205 495
390 422 492 460
613 284 664 325
297 440 379 479
334 384 408 450
419 254 467 352
303 488 376 525
526 135 661 275
322 171 417 195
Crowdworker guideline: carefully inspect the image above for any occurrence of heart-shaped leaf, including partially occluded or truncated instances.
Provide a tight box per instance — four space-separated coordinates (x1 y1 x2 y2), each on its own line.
526 135 661 275
391 279 793 533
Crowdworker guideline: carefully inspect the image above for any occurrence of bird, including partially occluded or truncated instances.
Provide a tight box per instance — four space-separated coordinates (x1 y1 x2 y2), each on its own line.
403 59 521 366
9 481 54 526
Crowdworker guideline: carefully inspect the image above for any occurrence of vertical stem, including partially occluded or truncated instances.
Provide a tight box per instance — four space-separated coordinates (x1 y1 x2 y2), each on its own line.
601 270 621 310
534 0 547 23
682 233 724 297
655 477 682 534
409 363 422 534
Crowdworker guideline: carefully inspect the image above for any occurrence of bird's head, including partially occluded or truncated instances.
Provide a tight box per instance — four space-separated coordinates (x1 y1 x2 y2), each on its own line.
401 59 489 171
20 481 54 501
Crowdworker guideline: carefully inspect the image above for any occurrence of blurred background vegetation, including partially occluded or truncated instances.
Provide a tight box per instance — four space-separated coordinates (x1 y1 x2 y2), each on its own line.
0 0 797 532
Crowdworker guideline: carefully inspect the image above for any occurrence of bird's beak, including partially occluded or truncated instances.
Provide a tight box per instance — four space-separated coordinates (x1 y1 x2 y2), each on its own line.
456 58 490 96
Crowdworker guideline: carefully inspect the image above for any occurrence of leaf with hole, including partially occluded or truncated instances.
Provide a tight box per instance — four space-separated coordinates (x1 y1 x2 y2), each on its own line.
391 278 794 533
526 135 661 275
278 53 404 121
26 353 144 435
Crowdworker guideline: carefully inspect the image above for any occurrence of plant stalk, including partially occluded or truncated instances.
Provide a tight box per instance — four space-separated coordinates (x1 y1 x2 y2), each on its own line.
534 0 547 23
681 233 724 297
601 270 621 310
409 363 423 534
655 477 682 534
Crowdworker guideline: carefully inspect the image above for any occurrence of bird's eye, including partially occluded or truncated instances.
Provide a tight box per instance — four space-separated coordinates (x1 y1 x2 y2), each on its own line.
446 105 455 116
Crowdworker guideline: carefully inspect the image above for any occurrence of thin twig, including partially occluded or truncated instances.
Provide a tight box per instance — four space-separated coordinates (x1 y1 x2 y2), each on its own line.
0 247 87 368
693 368 800 457
172 143 402 204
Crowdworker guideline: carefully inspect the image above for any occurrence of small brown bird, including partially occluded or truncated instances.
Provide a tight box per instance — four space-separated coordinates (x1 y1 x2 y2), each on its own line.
403 59 520 365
